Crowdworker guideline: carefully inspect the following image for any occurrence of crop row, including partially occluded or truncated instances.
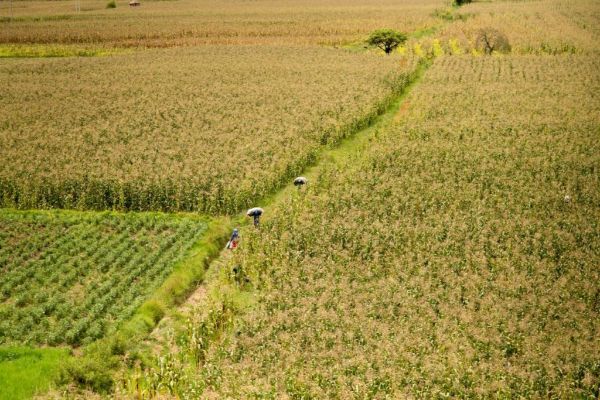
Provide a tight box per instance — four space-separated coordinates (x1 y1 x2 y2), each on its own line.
0 210 208 346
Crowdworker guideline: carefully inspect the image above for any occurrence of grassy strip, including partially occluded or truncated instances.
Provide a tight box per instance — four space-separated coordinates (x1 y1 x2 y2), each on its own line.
58 215 233 392
118 216 232 336
0 346 70 400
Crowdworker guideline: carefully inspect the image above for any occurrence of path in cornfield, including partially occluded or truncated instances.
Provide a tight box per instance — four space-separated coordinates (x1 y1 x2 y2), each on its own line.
143 59 433 355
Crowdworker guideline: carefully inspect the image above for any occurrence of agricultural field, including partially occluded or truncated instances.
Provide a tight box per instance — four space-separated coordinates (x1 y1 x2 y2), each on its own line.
0 210 208 346
0 46 415 214
437 0 600 55
0 0 444 47
132 56 600 397
0 0 599 398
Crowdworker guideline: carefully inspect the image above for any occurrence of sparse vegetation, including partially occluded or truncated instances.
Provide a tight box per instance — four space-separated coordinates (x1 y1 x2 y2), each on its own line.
476 27 511 54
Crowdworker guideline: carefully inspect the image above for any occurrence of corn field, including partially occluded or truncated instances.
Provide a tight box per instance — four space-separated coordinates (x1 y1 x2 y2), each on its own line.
438 0 600 55
138 56 600 398
1 0 599 398
0 46 415 214
0 0 443 47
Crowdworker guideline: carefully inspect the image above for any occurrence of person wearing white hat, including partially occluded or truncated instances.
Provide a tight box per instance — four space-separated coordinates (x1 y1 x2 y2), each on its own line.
247 207 264 227
294 177 307 187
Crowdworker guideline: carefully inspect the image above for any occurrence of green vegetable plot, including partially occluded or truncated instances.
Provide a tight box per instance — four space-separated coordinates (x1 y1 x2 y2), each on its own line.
0 210 208 346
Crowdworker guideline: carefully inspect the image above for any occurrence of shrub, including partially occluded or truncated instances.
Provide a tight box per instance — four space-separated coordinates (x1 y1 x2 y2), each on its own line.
475 27 511 54
367 29 408 54
106 0 116 9
59 354 115 393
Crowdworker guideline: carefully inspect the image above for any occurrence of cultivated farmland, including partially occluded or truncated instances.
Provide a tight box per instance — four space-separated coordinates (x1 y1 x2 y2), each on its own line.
1 0 599 398
0 0 444 47
0 46 415 213
138 56 600 398
0 210 208 346
437 0 600 55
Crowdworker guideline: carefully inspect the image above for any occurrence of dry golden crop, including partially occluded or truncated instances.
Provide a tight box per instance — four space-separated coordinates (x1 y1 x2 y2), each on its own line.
437 0 600 55
153 56 600 398
0 0 444 47
0 46 416 213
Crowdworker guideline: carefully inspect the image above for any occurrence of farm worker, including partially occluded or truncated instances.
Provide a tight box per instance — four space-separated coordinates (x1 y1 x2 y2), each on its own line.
247 207 264 227
294 176 307 188
226 228 240 250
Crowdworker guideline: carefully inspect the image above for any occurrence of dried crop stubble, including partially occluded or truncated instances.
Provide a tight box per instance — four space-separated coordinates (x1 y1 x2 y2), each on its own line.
189 56 600 397
0 46 416 213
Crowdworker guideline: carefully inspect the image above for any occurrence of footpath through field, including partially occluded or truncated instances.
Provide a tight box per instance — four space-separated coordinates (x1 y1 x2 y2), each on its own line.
134 57 432 381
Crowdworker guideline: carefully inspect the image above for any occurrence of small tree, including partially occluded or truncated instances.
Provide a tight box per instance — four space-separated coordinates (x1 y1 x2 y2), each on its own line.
367 29 407 55
454 0 472 5
475 28 511 55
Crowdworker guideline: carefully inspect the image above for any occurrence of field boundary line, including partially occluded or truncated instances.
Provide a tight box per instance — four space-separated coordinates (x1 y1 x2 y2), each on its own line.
258 58 431 212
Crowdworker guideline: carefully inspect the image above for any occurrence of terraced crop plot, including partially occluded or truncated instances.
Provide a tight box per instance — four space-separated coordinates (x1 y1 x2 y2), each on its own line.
0 210 207 346
0 46 414 214
181 56 600 397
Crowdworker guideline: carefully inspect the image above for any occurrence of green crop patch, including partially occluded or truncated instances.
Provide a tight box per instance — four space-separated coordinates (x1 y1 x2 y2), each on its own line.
0 346 70 400
0 45 122 58
0 209 208 346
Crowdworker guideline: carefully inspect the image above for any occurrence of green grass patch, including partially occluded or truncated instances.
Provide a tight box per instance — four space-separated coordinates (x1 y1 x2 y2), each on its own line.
0 346 70 400
410 25 440 39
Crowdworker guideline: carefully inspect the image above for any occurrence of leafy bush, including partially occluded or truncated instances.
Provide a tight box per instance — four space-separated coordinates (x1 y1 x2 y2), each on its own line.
367 29 407 54
59 353 115 393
